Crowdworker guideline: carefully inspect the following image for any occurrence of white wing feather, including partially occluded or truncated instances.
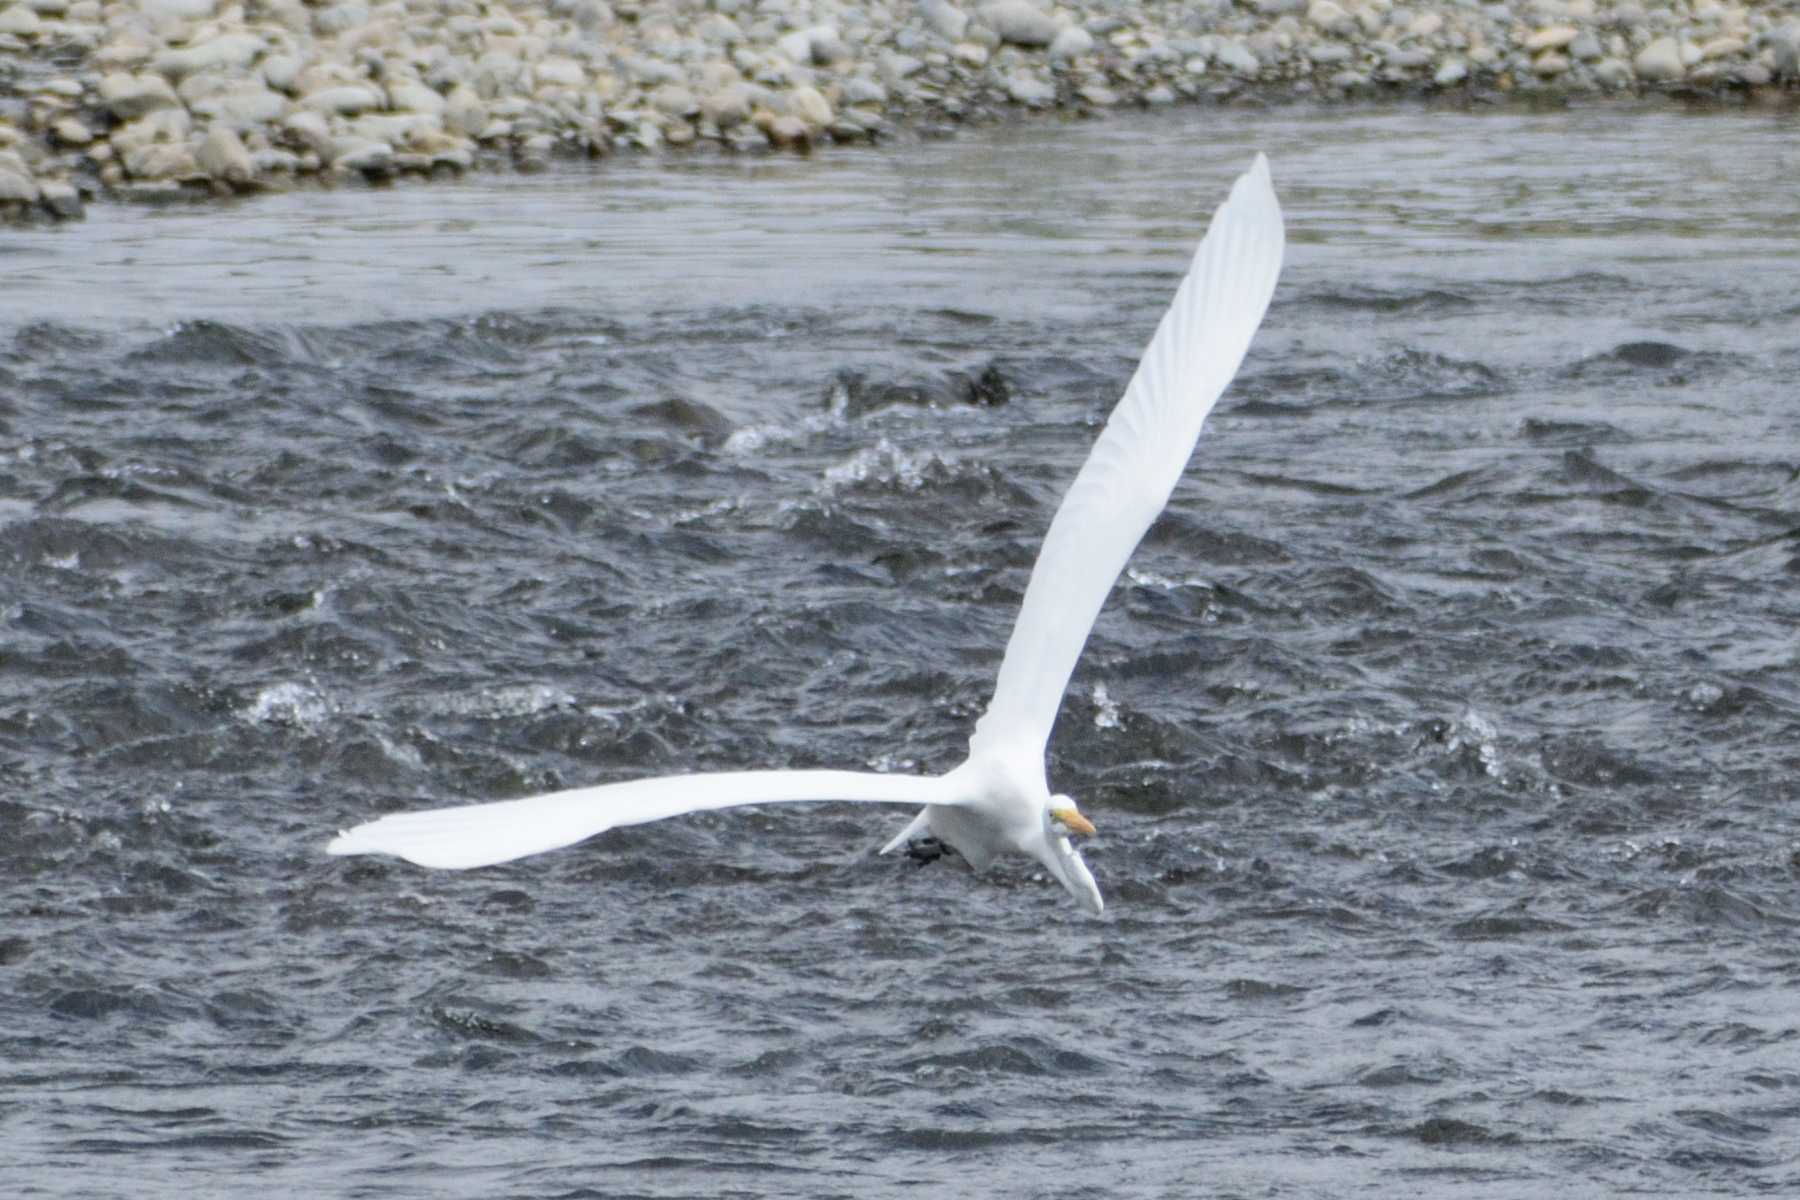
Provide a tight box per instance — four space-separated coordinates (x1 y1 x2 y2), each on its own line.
327 769 961 869
969 154 1285 759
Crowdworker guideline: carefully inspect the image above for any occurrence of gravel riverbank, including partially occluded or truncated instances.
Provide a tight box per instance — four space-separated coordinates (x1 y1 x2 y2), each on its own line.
1 0 1796 221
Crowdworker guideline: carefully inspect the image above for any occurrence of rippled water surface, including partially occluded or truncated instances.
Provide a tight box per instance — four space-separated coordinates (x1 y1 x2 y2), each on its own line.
4 106 1798 1198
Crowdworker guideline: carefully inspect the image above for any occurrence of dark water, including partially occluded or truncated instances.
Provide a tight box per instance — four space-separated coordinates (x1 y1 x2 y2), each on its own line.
4 106 1799 1197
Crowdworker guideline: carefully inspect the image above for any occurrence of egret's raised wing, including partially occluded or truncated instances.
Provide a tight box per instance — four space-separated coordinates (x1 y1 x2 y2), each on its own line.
969 154 1285 759
327 769 961 869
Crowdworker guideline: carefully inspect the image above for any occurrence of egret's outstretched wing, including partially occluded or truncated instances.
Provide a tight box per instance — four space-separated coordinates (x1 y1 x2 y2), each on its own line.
327 769 962 869
970 154 1285 759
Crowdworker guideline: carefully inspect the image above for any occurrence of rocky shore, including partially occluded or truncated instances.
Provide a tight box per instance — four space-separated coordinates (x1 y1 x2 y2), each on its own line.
0 0 1796 220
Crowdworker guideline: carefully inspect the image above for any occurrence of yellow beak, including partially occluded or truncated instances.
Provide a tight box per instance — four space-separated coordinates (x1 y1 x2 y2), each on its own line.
1053 808 1096 837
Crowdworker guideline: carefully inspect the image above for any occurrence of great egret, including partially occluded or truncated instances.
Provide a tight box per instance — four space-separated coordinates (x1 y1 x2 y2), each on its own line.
327 155 1286 914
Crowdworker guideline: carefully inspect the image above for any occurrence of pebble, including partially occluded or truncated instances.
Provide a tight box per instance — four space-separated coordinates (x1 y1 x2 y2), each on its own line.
98 72 179 120
0 163 40 202
0 3 42 35
1215 39 1260 75
1307 1 1353 36
1049 25 1093 59
0 0 1781 222
920 0 968 42
196 125 253 185
978 0 1060 48
788 85 834 127
1006 71 1055 104
1633 35 1684 80
1524 25 1579 52
50 117 92 146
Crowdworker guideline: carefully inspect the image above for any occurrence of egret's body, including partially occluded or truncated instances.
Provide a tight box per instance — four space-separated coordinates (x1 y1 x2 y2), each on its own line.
327 155 1287 914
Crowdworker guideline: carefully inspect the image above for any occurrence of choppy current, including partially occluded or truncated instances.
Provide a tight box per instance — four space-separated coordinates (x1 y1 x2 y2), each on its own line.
4 105 1798 1198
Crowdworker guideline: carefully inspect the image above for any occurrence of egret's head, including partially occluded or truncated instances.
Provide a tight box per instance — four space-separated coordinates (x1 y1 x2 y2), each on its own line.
1039 794 1104 915
1047 795 1095 838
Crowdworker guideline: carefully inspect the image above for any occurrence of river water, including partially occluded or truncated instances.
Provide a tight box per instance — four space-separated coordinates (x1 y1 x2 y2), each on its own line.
4 104 1797 1198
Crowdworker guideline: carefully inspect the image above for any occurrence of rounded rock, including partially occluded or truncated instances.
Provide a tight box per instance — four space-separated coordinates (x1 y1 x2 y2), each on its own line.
99 72 180 119
701 83 752 127
1633 35 1684 81
977 0 1060 49
50 116 92 145
300 84 382 116
1306 0 1353 36
1049 25 1093 60
0 163 40 203
0 4 44 36
197 124 254 184
1524 25 1579 53
1433 56 1469 85
787 84 833 127
920 0 969 42
651 84 699 116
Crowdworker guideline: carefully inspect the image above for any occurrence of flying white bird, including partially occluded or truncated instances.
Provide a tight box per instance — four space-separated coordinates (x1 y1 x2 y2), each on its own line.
327 154 1286 914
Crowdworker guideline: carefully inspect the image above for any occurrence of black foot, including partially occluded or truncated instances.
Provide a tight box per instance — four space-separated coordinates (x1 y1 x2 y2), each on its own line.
905 837 949 865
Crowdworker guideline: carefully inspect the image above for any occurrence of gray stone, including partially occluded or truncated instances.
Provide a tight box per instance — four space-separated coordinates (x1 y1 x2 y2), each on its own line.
1771 22 1800 80
1307 0 1352 35
1523 25 1578 53
650 83 698 116
1049 25 1093 59
250 147 302 173
1570 33 1602 61
779 24 848 65
0 165 39 202
880 51 925 79
99 71 179 119
534 58 586 89
192 82 290 128
1005 71 1055 105
1214 39 1259 75
787 84 833 127
1591 56 1631 87
1309 42 1353 64
121 139 198 180
39 179 82 219
0 4 43 36
444 86 487 137
1433 56 1468 85
389 82 445 115
351 114 437 145
197 124 254 183
763 113 810 147
301 84 382 115
843 76 888 105
313 1 369 35
153 31 264 80
138 0 216 19
261 53 305 92
1633 35 1683 81
701 83 752 127
332 138 393 172
51 117 92 145
281 110 334 157
920 0 968 42
977 0 1059 48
